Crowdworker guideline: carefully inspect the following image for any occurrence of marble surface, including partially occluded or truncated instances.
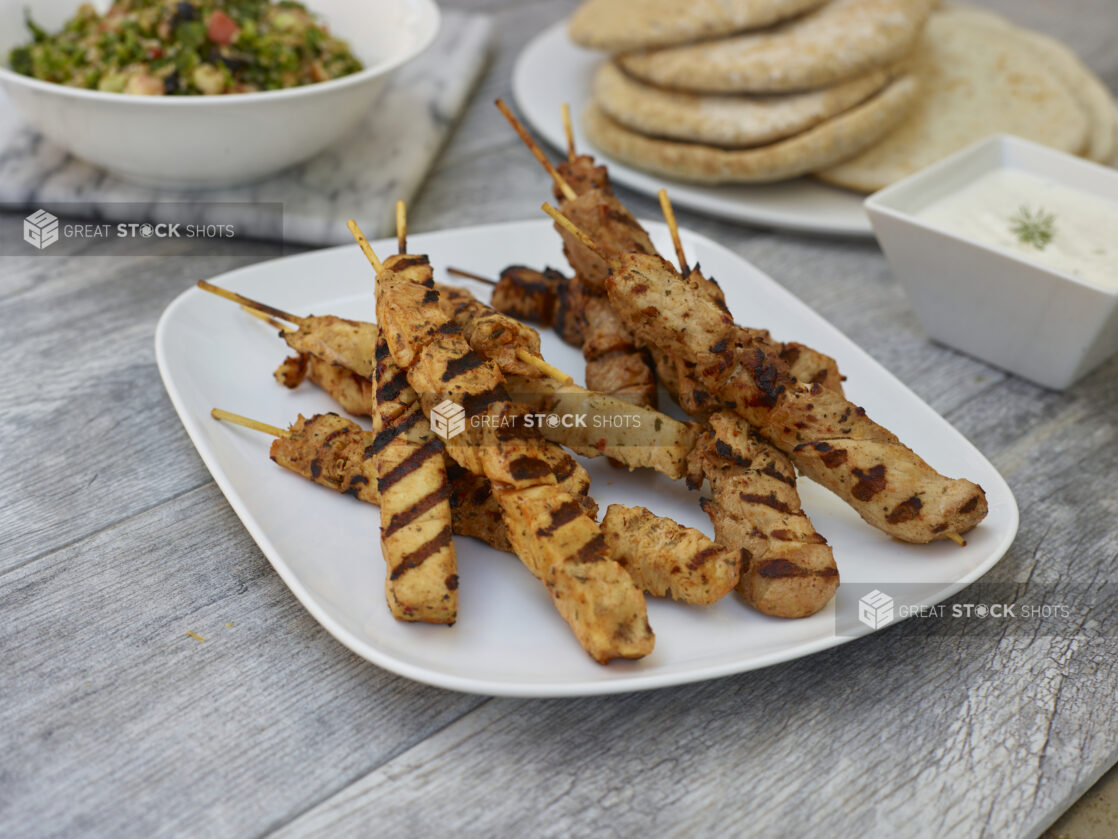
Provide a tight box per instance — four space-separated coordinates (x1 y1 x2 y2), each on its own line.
1 2 1116 838
0 11 492 245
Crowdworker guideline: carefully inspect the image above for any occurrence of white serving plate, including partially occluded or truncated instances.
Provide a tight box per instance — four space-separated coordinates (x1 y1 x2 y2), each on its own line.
155 219 1018 697
513 21 873 238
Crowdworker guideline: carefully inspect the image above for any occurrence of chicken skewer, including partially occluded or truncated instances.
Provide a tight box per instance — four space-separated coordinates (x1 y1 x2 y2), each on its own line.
544 203 987 545
349 216 654 663
364 203 460 625
497 98 660 409
639 193 839 617
210 409 512 553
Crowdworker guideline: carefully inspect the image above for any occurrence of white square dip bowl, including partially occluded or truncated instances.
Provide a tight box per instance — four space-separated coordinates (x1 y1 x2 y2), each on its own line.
865 134 1118 390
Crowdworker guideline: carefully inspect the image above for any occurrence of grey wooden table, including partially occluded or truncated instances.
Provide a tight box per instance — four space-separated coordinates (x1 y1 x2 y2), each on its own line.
3 1 1116 837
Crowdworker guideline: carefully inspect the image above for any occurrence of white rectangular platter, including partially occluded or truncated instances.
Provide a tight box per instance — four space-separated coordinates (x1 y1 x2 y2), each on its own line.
155 219 1018 697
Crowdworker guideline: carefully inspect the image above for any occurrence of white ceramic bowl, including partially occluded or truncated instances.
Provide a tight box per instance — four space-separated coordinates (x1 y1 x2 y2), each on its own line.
865 134 1118 390
0 0 439 187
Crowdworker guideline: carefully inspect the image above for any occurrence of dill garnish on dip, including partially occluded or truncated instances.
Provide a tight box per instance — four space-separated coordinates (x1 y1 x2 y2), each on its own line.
8 1 363 95
917 168 1118 291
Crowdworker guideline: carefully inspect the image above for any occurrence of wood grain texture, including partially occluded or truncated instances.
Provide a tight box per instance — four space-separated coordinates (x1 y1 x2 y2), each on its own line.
1 1 1116 837
0 484 485 838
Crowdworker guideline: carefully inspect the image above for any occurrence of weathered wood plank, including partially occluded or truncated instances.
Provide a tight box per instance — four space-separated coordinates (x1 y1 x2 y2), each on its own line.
0 484 486 838
0 224 284 569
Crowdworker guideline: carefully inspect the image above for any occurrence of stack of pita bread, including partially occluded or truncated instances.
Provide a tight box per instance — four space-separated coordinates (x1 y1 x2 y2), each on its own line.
570 0 1118 191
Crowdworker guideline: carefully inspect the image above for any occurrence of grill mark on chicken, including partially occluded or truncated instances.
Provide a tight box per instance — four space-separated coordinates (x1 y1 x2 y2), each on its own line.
687 546 722 570
509 456 552 482
378 437 444 494
851 465 887 501
887 495 923 524
384 483 453 538
536 499 584 538
377 368 410 403
575 533 609 563
372 407 422 455
740 492 794 515
758 558 839 579
759 461 796 487
441 351 487 382
390 255 430 271
390 525 453 580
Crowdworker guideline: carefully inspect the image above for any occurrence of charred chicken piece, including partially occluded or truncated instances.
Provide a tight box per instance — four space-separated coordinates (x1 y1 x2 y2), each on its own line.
602 250 987 543
371 333 458 625
687 413 839 618
601 504 741 605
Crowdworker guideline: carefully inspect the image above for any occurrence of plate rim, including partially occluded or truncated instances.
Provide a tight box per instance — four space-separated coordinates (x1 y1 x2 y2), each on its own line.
511 19 876 239
155 217 1019 697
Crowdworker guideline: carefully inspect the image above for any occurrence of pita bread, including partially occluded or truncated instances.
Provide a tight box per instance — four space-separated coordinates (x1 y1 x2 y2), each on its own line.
582 75 920 183
618 0 935 93
937 4 1115 164
817 12 1092 192
568 0 828 53
593 61 893 148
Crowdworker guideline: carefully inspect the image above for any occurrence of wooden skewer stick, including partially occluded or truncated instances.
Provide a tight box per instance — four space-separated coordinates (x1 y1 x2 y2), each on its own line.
396 200 407 255
346 219 383 274
945 532 967 547
446 266 498 286
658 189 689 276
240 304 293 333
211 408 291 438
561 102 576 161
495 98 577 202
196 280 306 326
516 348 574 385
541 202 611 262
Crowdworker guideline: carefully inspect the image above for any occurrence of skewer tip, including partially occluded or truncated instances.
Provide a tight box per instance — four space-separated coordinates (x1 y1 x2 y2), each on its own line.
446 266 498 287
495 98 578 201
347 219 384 275
945 532 967 547
211 408 291 439
395 201 407 255
561 102 576 161
516 348 574 385
657 188 689 276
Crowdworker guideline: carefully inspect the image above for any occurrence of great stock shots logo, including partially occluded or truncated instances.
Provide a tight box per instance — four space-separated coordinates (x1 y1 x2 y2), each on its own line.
858 589 895 630
430 400 466 441
24 209 60 250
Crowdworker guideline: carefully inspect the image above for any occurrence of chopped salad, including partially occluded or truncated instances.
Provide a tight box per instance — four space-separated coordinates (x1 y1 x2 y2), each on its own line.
8 1 364 95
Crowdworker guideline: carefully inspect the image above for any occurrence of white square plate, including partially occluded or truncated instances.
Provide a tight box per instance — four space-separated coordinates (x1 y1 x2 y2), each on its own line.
155 219 1018 696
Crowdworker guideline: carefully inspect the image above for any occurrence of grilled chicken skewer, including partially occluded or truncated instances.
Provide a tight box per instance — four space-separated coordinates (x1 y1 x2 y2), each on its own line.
643 194 838 617
365 204 460 625
546 204 988 545
497 99 659 408
211 409 514 553
350 218 654 663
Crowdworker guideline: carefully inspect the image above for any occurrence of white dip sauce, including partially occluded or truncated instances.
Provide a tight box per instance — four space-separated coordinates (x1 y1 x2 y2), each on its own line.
916 168 1118 290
